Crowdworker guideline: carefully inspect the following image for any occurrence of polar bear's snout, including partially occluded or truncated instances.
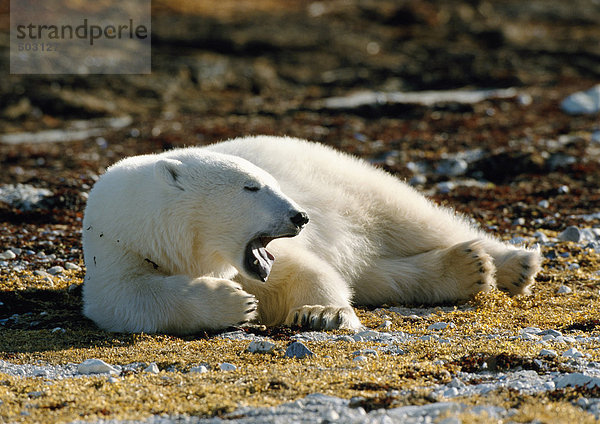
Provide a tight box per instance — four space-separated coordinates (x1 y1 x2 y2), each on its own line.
290 211 309 229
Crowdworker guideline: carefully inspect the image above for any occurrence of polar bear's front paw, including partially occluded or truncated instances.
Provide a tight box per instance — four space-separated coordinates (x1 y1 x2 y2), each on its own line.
445 240 496 299
495 248 541 296
284 305 363 331
211 280 258 327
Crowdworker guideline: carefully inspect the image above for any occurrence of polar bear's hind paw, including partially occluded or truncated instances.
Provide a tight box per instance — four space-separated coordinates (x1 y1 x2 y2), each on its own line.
446 240 496 299
495 249 541 296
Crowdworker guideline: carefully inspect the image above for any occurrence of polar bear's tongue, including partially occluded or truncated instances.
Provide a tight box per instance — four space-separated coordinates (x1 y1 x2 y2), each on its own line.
248 238 275 282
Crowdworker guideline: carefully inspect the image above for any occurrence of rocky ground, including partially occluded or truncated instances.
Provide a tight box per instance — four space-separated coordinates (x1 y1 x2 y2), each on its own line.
1 0 600 422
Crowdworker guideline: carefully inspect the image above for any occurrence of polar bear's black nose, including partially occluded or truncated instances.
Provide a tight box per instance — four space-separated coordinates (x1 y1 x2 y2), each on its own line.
290 211 309 228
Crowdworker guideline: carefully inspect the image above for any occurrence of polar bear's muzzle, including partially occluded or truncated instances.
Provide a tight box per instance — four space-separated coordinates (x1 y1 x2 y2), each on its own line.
244 211 309 282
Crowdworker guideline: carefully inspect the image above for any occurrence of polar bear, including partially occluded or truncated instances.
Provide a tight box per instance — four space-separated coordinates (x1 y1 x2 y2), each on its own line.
82 136 541 334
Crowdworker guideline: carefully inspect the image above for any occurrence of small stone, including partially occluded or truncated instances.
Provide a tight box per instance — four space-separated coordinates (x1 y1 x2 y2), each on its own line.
47 266 65 275
557 285 572 294
513 217 526 226
409 174 427 186
537 199 550 208
540 329 562 337
77 359 120 375
0 250 17 260
522 327 542 335
51 327 65 333
442 387 459 398
285 341 314 359
561 85 600 115
554 372 600 389
509 236 528 245
436 158 468 177
33 369 49 377
246 340 276 354
353 349 379 358
378 320 392 329
558 185 570 194
323 410 339 421
558 226 581 242
28 391 44 398
436 181 455 194
189 365 208 374
355 330 381 340
563 347 584 359
219 363 236 371
428 322 455 331
539 349 558 358
64 262 81 271
353 356 368 362
144 363 159 374
533 231 550 243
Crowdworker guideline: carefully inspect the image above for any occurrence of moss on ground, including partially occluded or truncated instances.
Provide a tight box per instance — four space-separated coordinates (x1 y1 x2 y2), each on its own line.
0 229 599 423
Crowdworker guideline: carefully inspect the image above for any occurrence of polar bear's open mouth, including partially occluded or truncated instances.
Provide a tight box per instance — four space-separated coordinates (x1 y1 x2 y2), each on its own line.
244 236 277 282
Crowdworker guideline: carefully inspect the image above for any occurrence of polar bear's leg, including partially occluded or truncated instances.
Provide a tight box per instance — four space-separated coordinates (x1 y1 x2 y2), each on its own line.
476 239 542 295
83 270 257 334
354 239 496 305
239 246 363 331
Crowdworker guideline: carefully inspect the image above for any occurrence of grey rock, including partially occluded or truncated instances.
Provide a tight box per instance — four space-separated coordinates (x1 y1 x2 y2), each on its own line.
557 285 572 294
189 365 208 374
285 341 314 359
47 266 65 275
558 226 581 242
0 250 17 260
144 363 160 374
219 363 236 371
77 359 120 375
561 85 600 114
246 340 276 354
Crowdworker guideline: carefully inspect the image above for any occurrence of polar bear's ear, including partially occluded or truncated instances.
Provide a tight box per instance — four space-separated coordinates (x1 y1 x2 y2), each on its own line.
154 159 184 190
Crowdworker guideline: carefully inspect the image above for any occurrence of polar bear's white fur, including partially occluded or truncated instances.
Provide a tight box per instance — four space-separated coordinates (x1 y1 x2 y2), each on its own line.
82 136 541 334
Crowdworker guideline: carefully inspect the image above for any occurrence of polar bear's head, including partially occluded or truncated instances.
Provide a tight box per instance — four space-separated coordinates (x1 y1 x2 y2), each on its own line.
154 150 308 282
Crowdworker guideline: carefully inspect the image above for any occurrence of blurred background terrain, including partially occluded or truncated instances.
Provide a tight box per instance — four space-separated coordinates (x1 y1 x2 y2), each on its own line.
0 0 599 230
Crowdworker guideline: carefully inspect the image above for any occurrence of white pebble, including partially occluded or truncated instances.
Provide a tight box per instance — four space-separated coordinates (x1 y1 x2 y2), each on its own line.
189 365 208 374
64 262 81 271
428 322 455 331
0 250 16 260
557 285 572 294
537 199 550 208
144 363 160 374
47 266 64 275
353 356 368 362
77 359 120 375
246 340 276 354
220 363 236 371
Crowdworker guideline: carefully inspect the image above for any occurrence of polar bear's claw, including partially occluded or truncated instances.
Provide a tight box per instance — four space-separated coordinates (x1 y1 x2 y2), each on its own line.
285 305 363 331
495 249 541 295
444 240 496 299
